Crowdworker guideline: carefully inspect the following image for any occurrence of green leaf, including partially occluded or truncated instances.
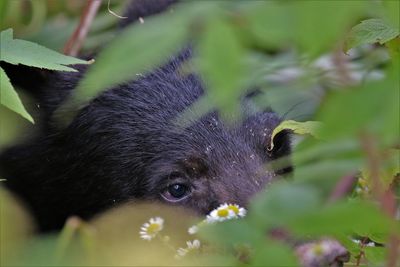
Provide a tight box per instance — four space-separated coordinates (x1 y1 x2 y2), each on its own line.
0 29 89 71
197 18 245 121
383 0 400 29
364 246 386 266
0 67 33 123
251 241 299 267
270 120 322 150
288 200 394 238
294 1 366 57
74 7 190 104
250 183 321 226
317 79 396 142
345 19 400 51
245 2 293 50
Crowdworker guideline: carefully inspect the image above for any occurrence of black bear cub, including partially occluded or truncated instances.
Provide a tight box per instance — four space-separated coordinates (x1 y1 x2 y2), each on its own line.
0 0 291 232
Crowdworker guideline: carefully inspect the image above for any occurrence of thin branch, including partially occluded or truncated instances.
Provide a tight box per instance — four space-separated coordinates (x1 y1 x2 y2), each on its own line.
107 0 127 19
360 133 383 198
63 0 102 56
360 134 400 267
328 173 357 203
332 45 354 87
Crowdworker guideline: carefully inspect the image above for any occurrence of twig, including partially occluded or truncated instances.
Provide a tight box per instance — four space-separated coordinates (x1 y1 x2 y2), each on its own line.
360 133 383 198
360 134 400 267
332 45 354 87
328 173 357 203
107 0 127 19
63 0 102 56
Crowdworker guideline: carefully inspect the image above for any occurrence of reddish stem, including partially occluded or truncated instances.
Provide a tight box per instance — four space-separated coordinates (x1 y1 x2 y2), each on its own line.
63 0 102 56
360 134 400 267
328 174 357 203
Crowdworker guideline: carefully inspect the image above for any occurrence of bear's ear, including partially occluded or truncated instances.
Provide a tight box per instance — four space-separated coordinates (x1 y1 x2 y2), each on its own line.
0 61 50 100
1 61 87 127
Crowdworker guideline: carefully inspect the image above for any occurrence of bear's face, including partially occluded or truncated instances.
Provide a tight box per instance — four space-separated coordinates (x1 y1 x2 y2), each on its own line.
1 55 291 231
139 111 291 214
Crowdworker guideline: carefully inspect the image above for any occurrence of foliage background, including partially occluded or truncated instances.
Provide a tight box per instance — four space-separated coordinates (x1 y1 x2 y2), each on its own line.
0 0 399 266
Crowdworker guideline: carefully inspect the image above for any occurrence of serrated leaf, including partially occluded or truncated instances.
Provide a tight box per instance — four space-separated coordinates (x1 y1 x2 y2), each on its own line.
345 19 400 51
270 120 322 150
0 67 34 123
0 29 89 72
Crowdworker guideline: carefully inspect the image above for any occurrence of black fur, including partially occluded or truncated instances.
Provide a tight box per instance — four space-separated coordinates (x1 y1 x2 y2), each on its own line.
0 1 291 232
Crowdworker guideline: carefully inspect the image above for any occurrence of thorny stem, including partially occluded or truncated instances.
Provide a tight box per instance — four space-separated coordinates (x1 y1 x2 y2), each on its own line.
328 173 357 202
360 133 399 267
63 0 102 56
360 133 383 198
355 237 369 267
332 45 354 86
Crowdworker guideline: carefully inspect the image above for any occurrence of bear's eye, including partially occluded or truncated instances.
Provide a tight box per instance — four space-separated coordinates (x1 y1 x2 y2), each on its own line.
161 183 191 202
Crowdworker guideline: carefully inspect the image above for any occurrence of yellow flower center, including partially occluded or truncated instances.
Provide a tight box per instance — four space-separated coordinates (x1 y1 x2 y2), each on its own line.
228 205 239 215
312 244 324 256
147 223 161 234
217 209 229 217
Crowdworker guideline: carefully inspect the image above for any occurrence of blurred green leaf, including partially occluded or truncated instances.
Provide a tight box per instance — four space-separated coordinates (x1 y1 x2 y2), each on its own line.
0 67 33 123
250 183 321 226
364 246 386 266
288 200 394 238
245 2 293 50
202 219 263 246
251 240 299 267
74 5 190 104
198 18 245 121
293 138 361 167
0 28 89 71
383 0 400 29
293 1 366 57
345 19 400 52
318 78 395 141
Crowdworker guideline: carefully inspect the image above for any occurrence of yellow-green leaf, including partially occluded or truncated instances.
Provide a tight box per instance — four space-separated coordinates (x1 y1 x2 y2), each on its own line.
270 120 322 150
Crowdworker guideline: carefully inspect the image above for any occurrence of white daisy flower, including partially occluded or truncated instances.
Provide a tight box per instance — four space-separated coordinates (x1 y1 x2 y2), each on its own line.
206 203 246 223
186 239 201 249
227 203 247 218
175 239 201 259
176 248 188 257
188 225 199 235
206 204 235 223
139 217 164 241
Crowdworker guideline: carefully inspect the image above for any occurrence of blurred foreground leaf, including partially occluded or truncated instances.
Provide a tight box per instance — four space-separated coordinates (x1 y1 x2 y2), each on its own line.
288 200 395 238
0 187 35 266
74 4 191 104
198 18 245 121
